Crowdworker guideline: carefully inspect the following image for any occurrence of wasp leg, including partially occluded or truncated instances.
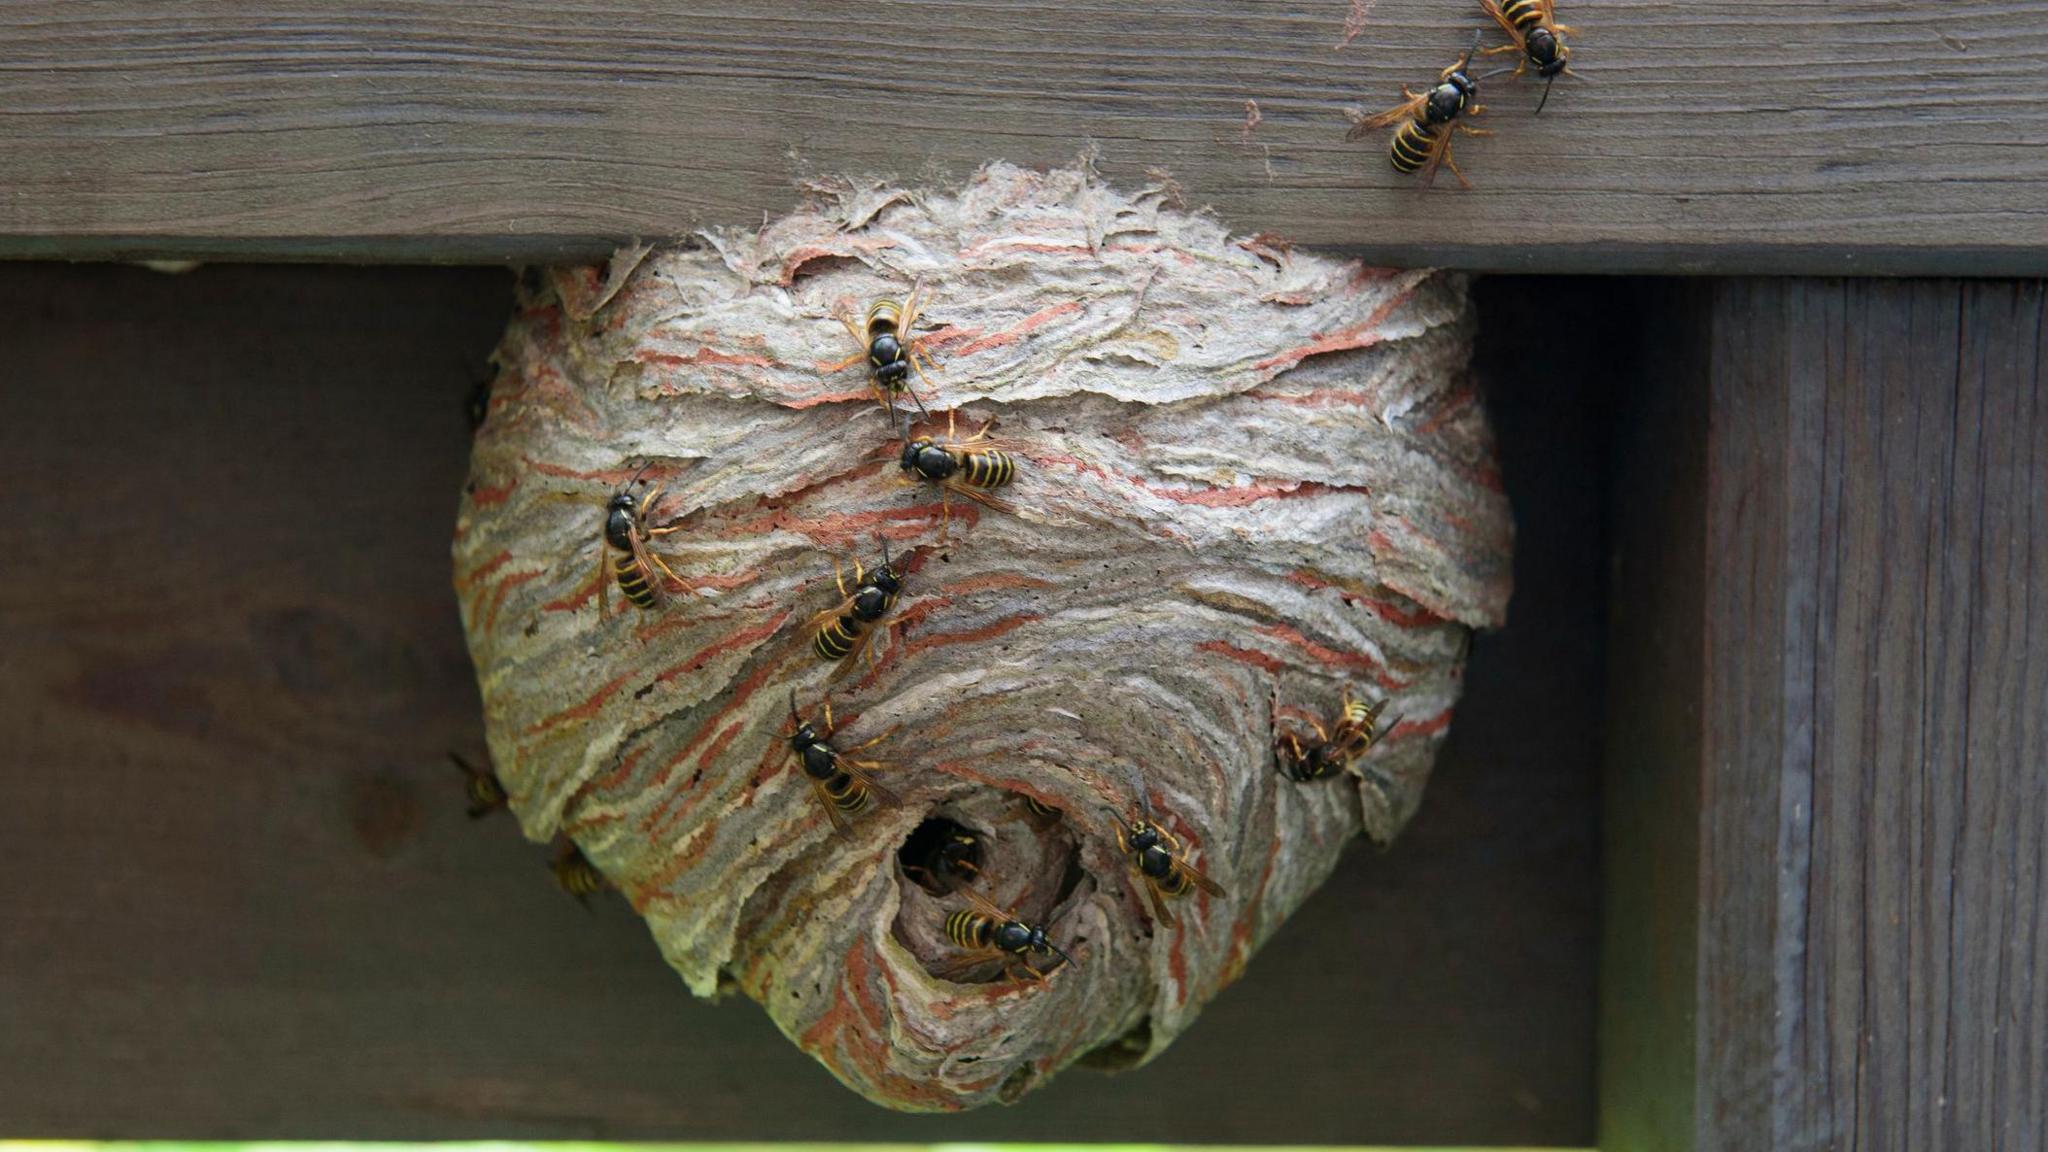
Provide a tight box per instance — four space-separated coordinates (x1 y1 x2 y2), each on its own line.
646 549 691 594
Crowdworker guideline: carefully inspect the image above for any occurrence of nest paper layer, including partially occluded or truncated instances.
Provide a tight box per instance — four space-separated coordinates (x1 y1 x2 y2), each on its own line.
453 162 1512 1111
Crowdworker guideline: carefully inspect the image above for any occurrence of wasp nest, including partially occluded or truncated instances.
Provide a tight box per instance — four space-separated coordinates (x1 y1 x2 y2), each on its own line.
453 162 1511 1111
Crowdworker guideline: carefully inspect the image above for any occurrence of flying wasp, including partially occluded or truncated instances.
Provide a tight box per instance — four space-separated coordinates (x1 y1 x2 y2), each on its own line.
1347 32 1493 189
550 842 610 907
828 286 939 423
787 692 898 835
448 752 507 819
1480 0 1577 113
1116 816 1228 928
594 466 690 614
810 538 907 672
899 409 1018 543
1274 686 1398 783
937 885 1076 985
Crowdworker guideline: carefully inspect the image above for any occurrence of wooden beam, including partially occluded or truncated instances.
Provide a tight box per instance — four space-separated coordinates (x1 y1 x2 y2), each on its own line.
1 2 2044 273
1606 278 2048 1150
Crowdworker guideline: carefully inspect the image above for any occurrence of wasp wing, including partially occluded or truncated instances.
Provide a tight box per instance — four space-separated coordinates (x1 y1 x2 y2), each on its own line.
1479 0 1529 47
809 779 855 836
1176 859 1230 900
1347 94 1426 141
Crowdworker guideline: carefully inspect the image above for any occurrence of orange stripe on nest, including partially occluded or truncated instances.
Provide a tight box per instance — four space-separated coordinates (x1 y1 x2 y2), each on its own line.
643 655 795 841
784 387 875 410
543 574 602 614
854 614 1039 691
653 610 792 686
1285 570 1449 628
1198 639 1287 674
1251 285 1416 375
523 668 638 736
1141 477 1336 508
1253 623 1407 690
636 347 773 370
454 549 513 592
950 300 1084 357
482 569 542 633
467 477 520 508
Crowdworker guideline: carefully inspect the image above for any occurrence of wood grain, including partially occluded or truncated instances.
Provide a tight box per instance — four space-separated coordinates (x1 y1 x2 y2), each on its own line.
0 263 1602 1142
0 2 2045 273
1614 278 2048 1151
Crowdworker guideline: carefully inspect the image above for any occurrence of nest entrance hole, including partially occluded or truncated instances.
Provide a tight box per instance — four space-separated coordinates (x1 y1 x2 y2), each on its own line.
889 794 1085 985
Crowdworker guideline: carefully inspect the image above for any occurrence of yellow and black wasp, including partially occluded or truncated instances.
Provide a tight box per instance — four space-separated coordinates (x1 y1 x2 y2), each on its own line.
594 466 689 614
1348 33 1493 189
810 538 907 672
828 286 938 423
550 842 610 907
903 821 983 894
938 885 1076 984
448 752 507 819
787 692 898 835
1274 686 1397 782
1115 815 1228 928
899 410 1018 543
1480 0 1577 113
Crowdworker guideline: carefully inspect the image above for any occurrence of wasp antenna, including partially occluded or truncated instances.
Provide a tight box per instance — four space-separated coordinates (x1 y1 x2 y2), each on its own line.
1045 940 1078 969
788 689 802 724
1477 66 1520 82
1458 28 1484 68
624 460 653 489
879 534 892 567
1535 72 1559 114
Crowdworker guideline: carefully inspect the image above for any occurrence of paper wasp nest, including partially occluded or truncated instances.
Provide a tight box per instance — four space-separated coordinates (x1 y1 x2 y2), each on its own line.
453 163 1511 1111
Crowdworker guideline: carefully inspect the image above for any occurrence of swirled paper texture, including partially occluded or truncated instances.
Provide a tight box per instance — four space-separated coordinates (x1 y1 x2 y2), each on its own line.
454 162 1511 1111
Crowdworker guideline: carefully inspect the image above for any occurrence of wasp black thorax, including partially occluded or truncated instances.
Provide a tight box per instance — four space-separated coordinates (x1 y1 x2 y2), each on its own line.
868 326 908 384
901 436 957 481
1426 71 1477 123
603 492 640 549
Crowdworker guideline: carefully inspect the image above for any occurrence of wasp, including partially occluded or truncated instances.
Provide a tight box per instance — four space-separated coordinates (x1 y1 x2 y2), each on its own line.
900 409 1017 542
1116 817 1228 927
594 467 689 614
828 286 938 423
448 752 507 819
1480 0 1577 113
1347 32 1492 189
550 842 610 906
1275 686 1397 782
938 885 1076 984
810 538 906 671
904 823 983 893
787 692 898 834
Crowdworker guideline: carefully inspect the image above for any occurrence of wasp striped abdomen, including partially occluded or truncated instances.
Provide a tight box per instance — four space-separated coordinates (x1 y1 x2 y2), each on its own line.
787 692 894 834
1390 120 1444 174
612 547 659 609
958 447 1016 488
809 541 904 665
945 908 995 951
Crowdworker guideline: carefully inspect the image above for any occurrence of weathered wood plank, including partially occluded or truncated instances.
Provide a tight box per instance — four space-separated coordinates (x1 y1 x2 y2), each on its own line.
0 263 1605 1142
0 2 2045 273
1613 278 2048 1151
